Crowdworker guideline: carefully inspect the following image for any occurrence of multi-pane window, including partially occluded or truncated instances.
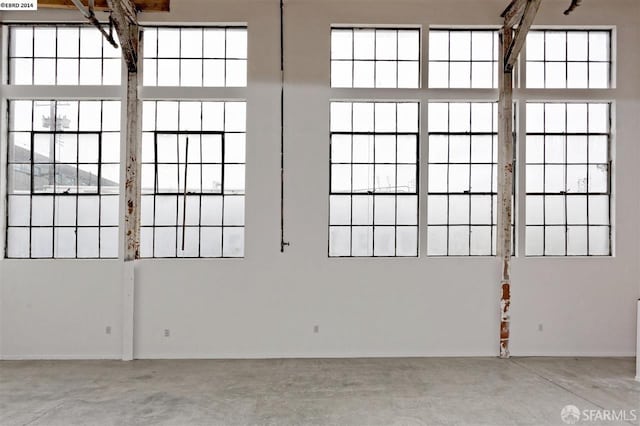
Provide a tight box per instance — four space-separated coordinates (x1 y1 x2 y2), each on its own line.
427 102 503 256
331 28 420 88
6 100 121 258
329 102 419 257
143 27 247 87
526 30 611 89
8 25 121 85
526 103 611 256
428 29 498 89
140 101 246 258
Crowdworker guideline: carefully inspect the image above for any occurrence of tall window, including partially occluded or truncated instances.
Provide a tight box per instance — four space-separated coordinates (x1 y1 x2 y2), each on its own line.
526 30 611 89
6 100 121 258
8 25 121 85
140 101 246 258
525 102 611 256
331 28 420 88
428 29 499 89
143 27 247 87
5 24 122 259
329 102 419 257
427 102 500 256
140 24 248 258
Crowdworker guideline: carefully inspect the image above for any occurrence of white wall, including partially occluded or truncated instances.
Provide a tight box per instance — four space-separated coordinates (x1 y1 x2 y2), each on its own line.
0 0 638 360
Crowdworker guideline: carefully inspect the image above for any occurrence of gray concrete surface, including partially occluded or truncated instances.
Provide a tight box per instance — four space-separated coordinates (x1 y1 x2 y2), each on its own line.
1 357 638 426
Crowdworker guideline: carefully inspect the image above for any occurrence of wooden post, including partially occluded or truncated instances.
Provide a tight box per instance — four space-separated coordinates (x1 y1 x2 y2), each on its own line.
121 37 140 361
498 26 514 359
106 1 141 262
124 67 141 261
105 0 141 360
497 0 541 359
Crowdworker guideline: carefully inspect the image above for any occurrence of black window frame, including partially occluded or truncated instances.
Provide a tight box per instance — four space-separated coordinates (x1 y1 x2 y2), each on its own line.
328 101 420 258
330 27 422 89
525 29 613 89
7 23 122 86
525 102 612 256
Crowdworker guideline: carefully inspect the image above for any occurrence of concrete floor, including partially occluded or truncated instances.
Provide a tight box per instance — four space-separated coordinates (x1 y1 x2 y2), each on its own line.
1 358 638 426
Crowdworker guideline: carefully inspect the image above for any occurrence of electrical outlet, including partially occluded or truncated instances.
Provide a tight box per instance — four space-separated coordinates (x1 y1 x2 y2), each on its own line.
538 323 544 332
164 329 170 337
313 325 319 333
105 326 111 335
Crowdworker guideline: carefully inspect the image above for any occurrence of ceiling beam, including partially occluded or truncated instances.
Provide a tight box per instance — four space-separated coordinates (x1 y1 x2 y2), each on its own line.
39 0 169 12
501 0 527 28
69 0 119 48
564 0 582 15
505 0 542 71
106 0 139 72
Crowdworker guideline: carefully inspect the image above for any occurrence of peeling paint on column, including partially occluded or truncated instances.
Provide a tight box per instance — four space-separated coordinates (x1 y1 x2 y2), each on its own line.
500 281 511 356
497 0 542 358
498 24 514 359
124 69 141 261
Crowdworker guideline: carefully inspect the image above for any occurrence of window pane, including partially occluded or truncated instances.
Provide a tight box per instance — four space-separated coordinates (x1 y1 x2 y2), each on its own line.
428 102 500 256
9 25 120 87
201 227 223 257
526 30 611 89
332 30 353 60
430 30 497 88
53 228 76 258
138 102 246 258
330 102 418 257
144 26 246 87
32 228 53 258
222 227 244 257
329 227 351 256
7 228 30 258
332 28 420 88
526 103 611 256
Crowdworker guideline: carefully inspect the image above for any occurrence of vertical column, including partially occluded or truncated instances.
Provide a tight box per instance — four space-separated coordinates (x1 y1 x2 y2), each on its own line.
498 27 514 359
419 26 430 256
119 20 141 361
121 66 140 361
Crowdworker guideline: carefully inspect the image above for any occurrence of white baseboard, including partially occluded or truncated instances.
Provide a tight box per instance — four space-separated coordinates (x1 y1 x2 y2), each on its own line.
1 352 635 361
509 352 636 357
132 351 500 360
133 352 635 360
1 354 121 361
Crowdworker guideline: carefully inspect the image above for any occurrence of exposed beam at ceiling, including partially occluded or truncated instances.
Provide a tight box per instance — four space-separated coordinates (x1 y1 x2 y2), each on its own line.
505 0 542 71
564 0 582 15
69 0 119 48
106 0 139 72
501 0 527 28
39 0 169 12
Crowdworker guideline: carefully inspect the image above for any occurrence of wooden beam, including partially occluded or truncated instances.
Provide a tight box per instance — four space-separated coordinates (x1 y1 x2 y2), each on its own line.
123 66 141 262
500 0 520 18
39 0 169 12
69 0 119 48
501 0 527 28
505 0 542 71
120 64 140 359
497 0 540 359
564 0 582 15
103 0 141 263
497 27 514 359
106 0 138 72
